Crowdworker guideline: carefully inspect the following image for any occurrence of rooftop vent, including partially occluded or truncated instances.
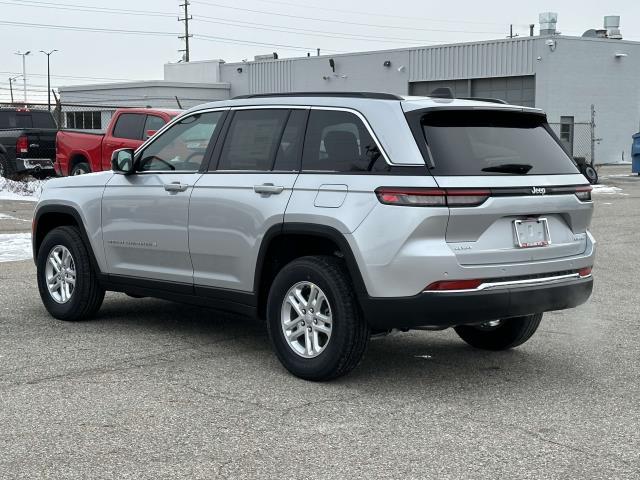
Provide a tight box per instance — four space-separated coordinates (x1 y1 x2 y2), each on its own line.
539 12 558 36
604 15 622 40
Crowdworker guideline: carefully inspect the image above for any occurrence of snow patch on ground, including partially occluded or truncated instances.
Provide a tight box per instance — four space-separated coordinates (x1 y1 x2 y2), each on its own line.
0 213 29 222
592 184 624 195
0 233 32 262
0 177 46 202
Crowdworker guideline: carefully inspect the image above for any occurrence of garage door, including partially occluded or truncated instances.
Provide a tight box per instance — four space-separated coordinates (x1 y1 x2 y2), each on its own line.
409 80 469 98
472 76 535 107
409 75 535 107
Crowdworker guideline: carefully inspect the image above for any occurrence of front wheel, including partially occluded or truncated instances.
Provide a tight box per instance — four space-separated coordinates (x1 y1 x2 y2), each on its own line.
266 256 369 381
454 313 543 350
37 226 105 321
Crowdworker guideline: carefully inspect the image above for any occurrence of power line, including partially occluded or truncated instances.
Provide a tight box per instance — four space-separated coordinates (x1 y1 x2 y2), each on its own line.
195 34 341 52
0 20 341 53
4 0 462 45
0 20 178 36
236 0 531 27
192 17 444 44
0 0 175 17
191 0 507 34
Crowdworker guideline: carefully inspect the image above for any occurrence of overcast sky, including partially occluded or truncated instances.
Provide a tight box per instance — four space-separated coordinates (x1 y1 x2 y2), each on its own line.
1 0 639 102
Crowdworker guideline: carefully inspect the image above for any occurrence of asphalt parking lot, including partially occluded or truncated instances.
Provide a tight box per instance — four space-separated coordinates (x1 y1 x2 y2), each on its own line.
0 166 639 479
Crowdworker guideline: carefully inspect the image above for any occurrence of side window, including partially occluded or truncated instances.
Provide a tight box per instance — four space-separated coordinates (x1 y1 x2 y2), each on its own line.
273 109 307 171
302 110 382 172
216 109 289 171
138 111 224 172
143 115 167 140
112 113 145 140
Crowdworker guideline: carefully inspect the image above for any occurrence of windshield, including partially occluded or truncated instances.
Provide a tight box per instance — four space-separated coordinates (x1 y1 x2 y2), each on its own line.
415 110 579 176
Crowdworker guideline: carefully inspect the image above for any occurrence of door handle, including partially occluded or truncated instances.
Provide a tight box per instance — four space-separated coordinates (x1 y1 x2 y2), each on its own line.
164 182 189 193
254 183 284 195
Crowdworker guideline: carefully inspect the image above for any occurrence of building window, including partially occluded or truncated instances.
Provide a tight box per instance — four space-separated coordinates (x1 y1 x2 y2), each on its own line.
560 116 575 156
66 111 101 130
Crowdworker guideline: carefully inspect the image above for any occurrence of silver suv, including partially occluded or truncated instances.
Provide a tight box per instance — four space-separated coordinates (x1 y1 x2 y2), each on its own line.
33 92 595 380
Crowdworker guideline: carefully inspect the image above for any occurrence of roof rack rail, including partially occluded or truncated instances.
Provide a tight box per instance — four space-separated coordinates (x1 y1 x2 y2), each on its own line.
232 91 404 100
458 97 509 105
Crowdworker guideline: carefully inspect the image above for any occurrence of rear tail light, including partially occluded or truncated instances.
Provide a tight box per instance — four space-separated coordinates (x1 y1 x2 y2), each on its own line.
424 279 484 291
16 135 29 154
375 187 490 207
575 185 592 202
578 267 593 278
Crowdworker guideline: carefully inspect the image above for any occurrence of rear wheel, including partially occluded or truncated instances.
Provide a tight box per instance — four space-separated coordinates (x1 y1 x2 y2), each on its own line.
454 313 543 350
37 226 105 321
266 256 369 381
71 162 90 176
0 154 15 179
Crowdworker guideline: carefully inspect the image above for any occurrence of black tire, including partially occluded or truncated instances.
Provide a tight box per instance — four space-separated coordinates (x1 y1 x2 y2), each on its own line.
71 162 91 176
36 226 105 321
581 164 598 184
0 154 15 179
266 255 370 381
454 313 543 350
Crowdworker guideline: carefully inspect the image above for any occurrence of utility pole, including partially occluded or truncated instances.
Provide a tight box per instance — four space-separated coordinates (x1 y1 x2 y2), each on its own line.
9 76 20 103
508 25 519 39
178 1 193 62
40 50 58 111
14 51 31 102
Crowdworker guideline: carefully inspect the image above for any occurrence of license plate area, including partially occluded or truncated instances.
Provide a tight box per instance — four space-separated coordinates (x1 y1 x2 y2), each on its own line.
513 217 551 248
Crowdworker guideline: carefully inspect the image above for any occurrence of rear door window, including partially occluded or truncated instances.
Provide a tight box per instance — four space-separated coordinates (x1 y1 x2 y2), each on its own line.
112 113 145 140
217 109 289 171
302 110 384 172
415 110 579 176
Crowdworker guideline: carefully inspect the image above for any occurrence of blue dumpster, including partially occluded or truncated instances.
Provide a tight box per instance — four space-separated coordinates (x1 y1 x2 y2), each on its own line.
633 133 640 174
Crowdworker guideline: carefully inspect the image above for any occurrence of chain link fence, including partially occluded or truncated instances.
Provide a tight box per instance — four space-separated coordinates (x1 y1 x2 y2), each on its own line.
548 122 596 166
0 102 144 132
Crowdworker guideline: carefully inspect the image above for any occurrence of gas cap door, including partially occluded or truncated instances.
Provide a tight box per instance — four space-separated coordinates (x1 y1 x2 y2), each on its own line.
314 184 348 208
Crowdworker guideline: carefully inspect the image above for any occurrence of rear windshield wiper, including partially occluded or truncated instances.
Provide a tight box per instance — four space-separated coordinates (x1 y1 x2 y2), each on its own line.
481 163 533 174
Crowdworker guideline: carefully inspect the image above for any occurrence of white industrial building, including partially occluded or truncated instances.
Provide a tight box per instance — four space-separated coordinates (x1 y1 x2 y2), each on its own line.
60 14 640 164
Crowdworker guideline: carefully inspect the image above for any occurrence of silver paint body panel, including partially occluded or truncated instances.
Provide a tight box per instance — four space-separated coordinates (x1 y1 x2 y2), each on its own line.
34 95 596 301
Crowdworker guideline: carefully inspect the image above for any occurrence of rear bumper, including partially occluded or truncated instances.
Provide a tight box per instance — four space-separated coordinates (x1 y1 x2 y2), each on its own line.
360 276 593 330
15 158 55 173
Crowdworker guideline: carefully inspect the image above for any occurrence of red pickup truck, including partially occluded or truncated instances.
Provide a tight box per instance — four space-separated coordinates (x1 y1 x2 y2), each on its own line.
55 108 182 176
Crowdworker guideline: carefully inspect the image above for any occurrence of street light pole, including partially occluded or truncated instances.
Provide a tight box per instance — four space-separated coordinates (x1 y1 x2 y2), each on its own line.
14 51 31 103
40 50 58 111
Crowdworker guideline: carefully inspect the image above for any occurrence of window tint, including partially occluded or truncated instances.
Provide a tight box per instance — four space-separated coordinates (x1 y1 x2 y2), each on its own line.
302 110 382 172
217 109 289 171
143 115 166 140
112 113 145 140
139 111 223 172
31 111 56 128
0 111 55 129
15 114 32 129
273 109 307 171
417 110 579 176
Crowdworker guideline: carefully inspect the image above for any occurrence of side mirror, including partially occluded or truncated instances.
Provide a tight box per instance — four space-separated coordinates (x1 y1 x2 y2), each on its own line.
145 129 158 139
111 148 136 175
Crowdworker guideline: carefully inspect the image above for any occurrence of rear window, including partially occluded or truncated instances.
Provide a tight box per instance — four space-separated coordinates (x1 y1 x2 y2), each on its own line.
415 110 579 176
0 111 56 129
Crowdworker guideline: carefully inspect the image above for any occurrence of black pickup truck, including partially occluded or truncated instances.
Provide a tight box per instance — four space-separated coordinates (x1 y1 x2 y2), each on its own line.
0 108 57 178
